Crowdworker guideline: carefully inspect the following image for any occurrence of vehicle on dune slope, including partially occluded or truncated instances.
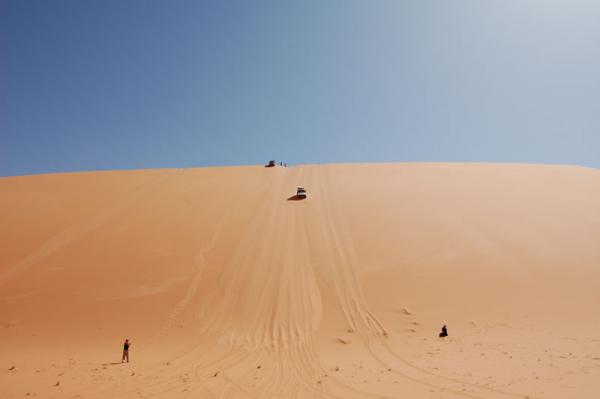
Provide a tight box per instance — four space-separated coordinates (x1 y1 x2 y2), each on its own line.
296 187 307 199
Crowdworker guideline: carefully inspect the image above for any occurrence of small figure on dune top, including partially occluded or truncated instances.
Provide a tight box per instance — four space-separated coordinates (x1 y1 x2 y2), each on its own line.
439 325 448 338
122 339 131 363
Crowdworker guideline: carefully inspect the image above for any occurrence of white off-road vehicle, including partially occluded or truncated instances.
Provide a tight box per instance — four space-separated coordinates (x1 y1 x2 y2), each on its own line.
296 187 307 199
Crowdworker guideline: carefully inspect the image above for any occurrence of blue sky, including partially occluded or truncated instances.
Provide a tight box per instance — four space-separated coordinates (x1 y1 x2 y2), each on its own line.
1 0 599 176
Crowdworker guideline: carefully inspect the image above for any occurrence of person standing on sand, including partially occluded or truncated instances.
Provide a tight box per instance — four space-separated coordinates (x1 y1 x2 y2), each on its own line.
122 339 131 363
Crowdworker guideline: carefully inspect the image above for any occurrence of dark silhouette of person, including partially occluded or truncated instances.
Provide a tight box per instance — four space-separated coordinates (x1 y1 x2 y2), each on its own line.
439 325 448 338
122 339 131 363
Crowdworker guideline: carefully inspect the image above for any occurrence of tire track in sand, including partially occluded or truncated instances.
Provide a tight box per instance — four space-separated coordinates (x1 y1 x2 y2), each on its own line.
312 165 540 399
205 165 337 399
233 165 335 399
370 336 542 399
310 165 386 336
151 220 223 342
158 166 330 398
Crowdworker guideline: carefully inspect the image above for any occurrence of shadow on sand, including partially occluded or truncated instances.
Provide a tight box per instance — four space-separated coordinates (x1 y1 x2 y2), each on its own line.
287 195 306 201
102 362 125 366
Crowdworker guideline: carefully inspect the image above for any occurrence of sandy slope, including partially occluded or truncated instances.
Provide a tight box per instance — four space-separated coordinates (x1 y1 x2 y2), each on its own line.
1 163 599 399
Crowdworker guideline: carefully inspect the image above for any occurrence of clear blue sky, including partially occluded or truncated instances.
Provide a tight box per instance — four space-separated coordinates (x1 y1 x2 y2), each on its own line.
2 0 599 176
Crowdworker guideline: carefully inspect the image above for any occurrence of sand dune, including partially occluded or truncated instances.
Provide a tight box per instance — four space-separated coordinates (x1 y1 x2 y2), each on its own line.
1 163 600 398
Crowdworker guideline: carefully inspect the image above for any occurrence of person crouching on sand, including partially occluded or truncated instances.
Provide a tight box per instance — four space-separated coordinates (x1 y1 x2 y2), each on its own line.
122 339 131 363
439 325 448 338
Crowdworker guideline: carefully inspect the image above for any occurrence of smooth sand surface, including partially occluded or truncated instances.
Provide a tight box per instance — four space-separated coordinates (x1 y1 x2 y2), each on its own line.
1 163 600 399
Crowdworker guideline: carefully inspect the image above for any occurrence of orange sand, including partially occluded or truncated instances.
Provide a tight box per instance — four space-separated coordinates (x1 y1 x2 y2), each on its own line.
1 163 599 398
